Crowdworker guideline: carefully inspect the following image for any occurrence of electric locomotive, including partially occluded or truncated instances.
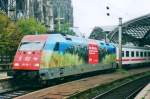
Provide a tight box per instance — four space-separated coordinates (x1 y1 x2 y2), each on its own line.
12 33 116 81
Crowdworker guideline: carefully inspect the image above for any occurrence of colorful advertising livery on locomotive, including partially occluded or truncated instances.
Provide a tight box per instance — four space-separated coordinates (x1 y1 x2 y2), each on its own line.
12 33 150 81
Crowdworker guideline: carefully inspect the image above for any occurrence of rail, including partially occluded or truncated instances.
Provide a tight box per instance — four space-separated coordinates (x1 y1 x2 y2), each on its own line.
0 78 43 99
92 73 150 99
0 88 36 99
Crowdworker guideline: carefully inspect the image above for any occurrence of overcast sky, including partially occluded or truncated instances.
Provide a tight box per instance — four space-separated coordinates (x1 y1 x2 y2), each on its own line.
72 0 150 36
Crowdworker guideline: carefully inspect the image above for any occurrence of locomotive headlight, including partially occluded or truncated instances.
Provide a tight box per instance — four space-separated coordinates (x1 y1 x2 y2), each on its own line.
14 63 19 66
33 57 38 61
34 63 40 67
27 51 32 54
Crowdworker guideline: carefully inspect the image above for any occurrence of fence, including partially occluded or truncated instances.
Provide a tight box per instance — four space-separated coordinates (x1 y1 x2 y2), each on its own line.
0 53 14 71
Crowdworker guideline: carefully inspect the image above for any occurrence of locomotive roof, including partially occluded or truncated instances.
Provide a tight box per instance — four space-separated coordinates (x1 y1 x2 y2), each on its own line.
21 34 116 48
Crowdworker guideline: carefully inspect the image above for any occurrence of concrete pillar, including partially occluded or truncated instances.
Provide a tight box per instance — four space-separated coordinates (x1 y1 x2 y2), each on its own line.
118 17 122 68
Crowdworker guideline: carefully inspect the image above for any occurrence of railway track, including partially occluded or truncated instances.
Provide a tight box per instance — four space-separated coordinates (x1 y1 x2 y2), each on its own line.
0 72 84 99
0 77 13 93
92 73 150 99
0 89 35 99
0 80 44 99
0 76 44 99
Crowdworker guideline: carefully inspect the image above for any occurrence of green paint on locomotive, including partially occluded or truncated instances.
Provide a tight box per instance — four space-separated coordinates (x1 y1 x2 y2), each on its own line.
102 54 116 64
41 52 84 68
40 45 116 69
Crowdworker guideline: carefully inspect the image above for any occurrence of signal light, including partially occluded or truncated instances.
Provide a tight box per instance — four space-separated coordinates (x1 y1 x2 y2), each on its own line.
106 6 109 10
106 6 110 16
107 13 110 16
34 63 40 67
14 63 19 66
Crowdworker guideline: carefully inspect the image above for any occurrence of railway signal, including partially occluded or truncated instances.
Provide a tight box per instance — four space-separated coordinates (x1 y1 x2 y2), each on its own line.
106 5 123 68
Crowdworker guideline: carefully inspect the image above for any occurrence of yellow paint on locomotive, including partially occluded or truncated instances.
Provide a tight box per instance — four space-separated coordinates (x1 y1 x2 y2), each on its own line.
40 51 84 68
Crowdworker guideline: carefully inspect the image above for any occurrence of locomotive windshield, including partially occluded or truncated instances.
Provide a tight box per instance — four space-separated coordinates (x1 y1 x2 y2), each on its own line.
19 42 45 51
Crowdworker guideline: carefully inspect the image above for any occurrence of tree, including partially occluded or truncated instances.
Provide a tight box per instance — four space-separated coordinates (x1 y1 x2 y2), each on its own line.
55 21 76 36
16 17 47 35
89 26 106 40
0 11 22 57
0 12 48 63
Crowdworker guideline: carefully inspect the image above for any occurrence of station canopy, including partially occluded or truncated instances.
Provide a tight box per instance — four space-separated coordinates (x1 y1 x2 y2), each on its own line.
108 14 150 46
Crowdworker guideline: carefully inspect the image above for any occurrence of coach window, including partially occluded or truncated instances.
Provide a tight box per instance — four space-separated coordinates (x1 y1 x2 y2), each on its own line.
136 51 139 57
126 51 129 57
140 52 143 57
122 51 124 57
148 52 150 57
146 52 148 57
131 51 134 57
144 52 147 57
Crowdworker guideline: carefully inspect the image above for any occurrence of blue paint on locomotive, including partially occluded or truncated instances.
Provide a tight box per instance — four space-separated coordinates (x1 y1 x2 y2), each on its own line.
108 43 116 53
44 34 65 51
59 42 71 53
98 41 116 53
105 43 116 53
43 33 116 54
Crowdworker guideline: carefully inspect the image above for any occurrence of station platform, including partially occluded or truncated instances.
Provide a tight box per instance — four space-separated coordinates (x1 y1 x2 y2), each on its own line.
135 83 150 99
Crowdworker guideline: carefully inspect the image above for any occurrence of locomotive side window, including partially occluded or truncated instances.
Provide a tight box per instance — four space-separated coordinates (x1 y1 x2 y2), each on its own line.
148 52 150 57
126 51 129 57
131 51 134 57
147 51 149 57
136 51 139 57
140 52 143 57
100 43 104 45
144 52 147 57
54 42 59 51
122 51 124 57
